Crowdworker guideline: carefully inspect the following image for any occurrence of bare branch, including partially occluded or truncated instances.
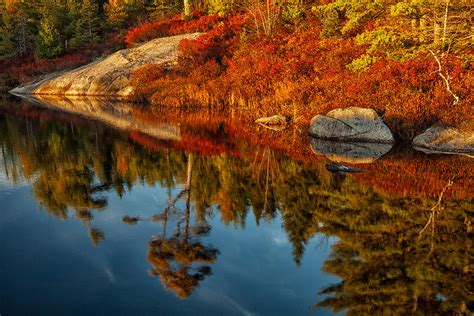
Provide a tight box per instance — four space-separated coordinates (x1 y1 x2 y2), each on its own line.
429 49 460 105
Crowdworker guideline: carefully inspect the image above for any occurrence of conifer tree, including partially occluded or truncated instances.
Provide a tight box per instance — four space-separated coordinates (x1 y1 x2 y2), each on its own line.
0 12 16 60
35 10 63 58
81 0 101 43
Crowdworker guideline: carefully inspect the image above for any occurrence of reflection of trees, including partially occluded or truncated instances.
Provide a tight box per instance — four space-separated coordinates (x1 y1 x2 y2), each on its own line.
312 179 473 315
145 154 219 299
0 110 327 258
1 107 472 308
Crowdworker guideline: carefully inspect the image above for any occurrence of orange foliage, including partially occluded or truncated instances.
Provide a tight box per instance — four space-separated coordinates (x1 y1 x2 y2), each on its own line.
354 150 473 200
123 11 221 47
130 14 473 142
2 52 93 84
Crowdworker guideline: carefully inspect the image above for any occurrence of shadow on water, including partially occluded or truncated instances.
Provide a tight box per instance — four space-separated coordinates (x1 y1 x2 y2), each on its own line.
0 95 472 314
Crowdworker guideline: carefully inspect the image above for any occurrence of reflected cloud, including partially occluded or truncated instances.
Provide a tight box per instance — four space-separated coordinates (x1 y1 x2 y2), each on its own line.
197 287 257 316
104 266 116 284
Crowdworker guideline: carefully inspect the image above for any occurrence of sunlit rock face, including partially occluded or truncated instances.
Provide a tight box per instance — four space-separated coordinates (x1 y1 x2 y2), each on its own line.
310 138 393 164
413 126 474 155
10 33 202 97
309 107 395 144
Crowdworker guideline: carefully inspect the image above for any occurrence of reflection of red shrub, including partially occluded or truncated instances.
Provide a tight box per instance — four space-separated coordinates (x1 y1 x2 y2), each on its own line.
129 129 240 157
129 107 473 201
355 152 473 200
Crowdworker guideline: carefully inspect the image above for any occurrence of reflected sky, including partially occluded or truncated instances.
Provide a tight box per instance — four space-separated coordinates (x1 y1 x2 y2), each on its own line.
0 170 337 315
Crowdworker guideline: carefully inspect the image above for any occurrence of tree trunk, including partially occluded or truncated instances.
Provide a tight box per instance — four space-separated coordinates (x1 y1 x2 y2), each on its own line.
183 0 190 17
184 153 193 241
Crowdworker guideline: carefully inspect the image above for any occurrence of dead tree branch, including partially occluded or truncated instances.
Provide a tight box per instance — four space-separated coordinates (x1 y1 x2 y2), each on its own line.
419 177 454 238
429 49 460 105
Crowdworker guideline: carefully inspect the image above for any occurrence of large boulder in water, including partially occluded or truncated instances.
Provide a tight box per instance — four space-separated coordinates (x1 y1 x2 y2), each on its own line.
10 33 202 97
413 126 474 155
309 107 395 143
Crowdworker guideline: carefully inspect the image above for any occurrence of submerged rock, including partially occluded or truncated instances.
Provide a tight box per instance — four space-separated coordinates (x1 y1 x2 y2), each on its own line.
311 138 393 164
10 33 202 97
413 126 474 155
309 107 394 143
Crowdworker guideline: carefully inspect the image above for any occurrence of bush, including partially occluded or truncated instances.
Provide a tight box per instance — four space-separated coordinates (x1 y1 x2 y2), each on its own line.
123 11 221 48
9 52 93 83
129 13 473 142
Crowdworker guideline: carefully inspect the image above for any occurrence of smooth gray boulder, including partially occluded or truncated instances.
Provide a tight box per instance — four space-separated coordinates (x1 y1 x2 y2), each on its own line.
309 107 394 143
10 33 202 97
413 126 474 155
310 138 393 164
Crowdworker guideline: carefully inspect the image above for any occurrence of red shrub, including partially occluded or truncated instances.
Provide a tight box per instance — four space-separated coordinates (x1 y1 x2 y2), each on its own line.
124 16 182 47
129 13 473 143
124 12 222 48
9 52 93 83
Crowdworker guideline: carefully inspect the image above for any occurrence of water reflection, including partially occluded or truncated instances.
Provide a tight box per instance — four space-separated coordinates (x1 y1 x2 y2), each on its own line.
0 97 472 314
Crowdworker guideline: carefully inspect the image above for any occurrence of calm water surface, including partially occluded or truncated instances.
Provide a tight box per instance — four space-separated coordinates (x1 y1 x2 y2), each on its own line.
0 96 472 315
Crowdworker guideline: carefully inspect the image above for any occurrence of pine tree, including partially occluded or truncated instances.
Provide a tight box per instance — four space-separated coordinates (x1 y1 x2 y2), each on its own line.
81 0 101 43
0 12 16 60
69 18 87 50
36 11 63 59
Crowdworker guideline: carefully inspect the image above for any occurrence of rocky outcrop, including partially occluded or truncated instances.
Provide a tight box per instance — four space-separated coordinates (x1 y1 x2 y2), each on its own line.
309 107 394 143
310 138 393 164
413 126 474 155
10 33 202 97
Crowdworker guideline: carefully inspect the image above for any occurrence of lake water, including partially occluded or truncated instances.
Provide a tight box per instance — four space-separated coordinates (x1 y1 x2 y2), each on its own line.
0 96 472 315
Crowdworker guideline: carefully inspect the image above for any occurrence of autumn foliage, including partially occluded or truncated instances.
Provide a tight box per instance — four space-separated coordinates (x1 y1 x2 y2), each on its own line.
124 10 221 47
12 53 93 82
130 12 473 142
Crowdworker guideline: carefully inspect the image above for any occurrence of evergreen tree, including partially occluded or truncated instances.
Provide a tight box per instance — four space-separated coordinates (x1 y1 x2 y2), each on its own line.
0 12 16 60
81 0 101 43
35 10 63 58
68 18 87 50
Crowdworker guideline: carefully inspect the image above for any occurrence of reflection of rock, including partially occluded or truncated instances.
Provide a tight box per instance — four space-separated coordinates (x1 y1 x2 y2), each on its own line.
309 107 394 143
311 138 393 164
12 94 181 141
325 163 363 174
413 126 474 156
255 115 287 130
10 33 202 97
